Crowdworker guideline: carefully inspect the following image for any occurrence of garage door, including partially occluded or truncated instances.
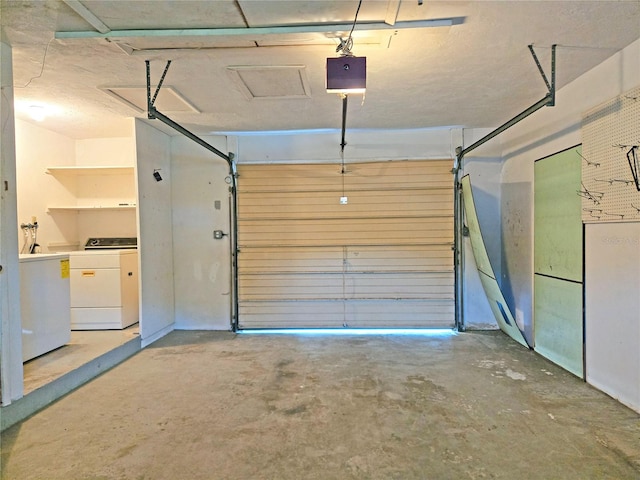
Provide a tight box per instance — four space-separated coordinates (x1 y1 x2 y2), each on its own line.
237 160 454 329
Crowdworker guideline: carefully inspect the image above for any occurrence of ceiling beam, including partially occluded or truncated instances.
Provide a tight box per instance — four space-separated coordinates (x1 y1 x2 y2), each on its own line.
62 0 111 34
384 0 402 26
55 18 463 40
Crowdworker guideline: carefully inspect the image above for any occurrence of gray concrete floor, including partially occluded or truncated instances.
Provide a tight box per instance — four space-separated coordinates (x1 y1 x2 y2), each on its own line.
1 330 639 479
23 325 140 395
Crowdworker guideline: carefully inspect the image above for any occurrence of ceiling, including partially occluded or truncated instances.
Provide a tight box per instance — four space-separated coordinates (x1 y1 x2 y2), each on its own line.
2 0 639 139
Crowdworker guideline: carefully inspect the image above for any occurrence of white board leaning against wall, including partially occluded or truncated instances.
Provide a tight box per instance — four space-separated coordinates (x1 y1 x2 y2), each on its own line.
533 147 583 378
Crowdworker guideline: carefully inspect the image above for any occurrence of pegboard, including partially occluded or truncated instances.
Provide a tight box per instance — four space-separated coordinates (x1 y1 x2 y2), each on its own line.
581 85 640 223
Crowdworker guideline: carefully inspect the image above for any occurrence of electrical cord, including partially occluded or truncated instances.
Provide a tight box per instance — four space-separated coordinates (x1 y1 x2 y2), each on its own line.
348 0 363 41
337 0 363 56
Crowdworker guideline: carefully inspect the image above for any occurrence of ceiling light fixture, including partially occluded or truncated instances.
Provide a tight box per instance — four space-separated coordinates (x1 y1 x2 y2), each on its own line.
28 105 46 122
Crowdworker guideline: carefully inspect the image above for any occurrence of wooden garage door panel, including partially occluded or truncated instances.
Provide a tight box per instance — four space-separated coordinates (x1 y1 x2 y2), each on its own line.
239 272 454 301
237 160 454 328
238 217 453 247
239 301 345 328
238 164 342 192
346 245 453 272
239 274 344 300
239 190 453 219
238 247 344 274
345 273 454 298
345 300 454 327
238 300 455 329
346 160 453 189
238 161 454 193
240 246 453 275
239 245 452 274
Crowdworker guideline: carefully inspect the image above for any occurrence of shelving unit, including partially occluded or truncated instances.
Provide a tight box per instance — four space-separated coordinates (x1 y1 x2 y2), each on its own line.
46 166 134 176
45 165 138 247
46 165 137 211
47 205 136 212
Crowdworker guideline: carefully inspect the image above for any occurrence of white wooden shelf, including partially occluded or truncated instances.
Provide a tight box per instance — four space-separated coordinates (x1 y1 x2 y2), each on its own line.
47 205 136 212
46 165 137 213
46 166 134 176
44 164 137 251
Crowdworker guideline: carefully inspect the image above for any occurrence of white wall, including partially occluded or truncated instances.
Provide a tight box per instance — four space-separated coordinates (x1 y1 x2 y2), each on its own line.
15 119 76 253
237 127 460 163
135 119 175 345
1 40 24 404
499 38 640 343
585 222 640 413
75 137 135 167
171 135 233 330
74 137 137 244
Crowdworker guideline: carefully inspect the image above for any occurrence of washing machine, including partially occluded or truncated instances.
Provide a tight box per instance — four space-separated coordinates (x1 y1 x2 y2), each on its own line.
69 237 139 330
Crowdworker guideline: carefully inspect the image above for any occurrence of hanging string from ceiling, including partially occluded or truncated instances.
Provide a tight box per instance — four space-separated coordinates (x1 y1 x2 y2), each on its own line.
336 0 363 57
333 0 365 160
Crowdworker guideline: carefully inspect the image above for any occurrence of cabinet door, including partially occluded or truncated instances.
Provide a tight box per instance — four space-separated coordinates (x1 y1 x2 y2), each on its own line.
119 253 139 314
70 268 122 307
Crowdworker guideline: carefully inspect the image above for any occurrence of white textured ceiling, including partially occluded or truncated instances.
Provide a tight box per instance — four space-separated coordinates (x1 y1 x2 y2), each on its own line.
2 0 639 139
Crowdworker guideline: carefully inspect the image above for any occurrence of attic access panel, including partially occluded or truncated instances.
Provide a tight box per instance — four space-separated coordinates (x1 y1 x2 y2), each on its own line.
227 65 312 100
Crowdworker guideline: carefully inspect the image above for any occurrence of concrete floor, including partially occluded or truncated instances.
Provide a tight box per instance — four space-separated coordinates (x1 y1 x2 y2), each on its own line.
1 326 142 432
23 325 140 395
1 330 639 479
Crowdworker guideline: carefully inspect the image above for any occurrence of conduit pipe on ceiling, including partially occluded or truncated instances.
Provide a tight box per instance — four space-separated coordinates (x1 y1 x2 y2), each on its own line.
145 60 240 331
56 18 463 40
453 44 557 332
